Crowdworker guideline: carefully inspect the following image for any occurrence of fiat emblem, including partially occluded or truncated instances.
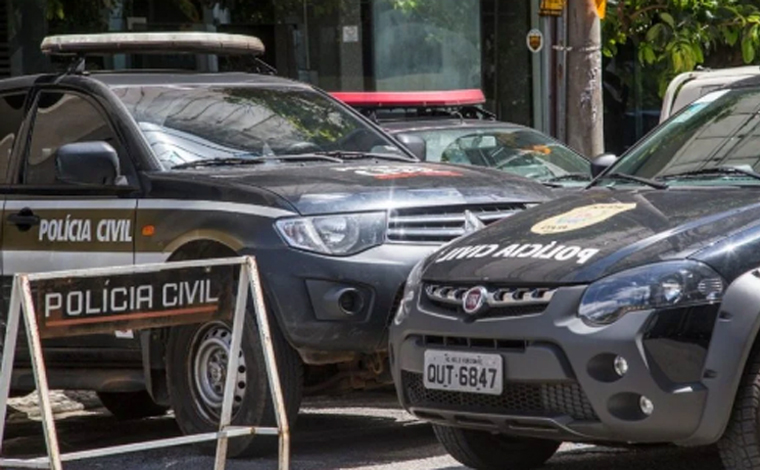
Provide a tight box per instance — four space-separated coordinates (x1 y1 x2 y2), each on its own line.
462 286 488 315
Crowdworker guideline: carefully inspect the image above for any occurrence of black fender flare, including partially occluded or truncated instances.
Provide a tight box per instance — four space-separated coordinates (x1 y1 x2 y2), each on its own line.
140 240 238 406
681 269 760 446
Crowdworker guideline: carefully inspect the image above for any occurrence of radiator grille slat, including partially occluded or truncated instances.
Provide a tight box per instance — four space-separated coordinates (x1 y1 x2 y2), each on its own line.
423 284 555 319
387 203 526 243
403 371 598 421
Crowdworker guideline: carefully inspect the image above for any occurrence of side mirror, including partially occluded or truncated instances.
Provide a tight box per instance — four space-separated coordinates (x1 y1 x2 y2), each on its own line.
395 133 427 161
55 141 121 186
591 153 617 178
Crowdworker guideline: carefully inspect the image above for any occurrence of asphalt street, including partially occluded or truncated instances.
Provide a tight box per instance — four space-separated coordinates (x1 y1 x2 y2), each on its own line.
2 392 723 470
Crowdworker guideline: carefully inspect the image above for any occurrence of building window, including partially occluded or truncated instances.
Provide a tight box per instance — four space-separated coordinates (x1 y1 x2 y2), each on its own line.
371 0 481 91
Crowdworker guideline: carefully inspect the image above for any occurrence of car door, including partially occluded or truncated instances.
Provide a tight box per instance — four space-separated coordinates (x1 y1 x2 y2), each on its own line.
0 91 30 315
2 88 139 363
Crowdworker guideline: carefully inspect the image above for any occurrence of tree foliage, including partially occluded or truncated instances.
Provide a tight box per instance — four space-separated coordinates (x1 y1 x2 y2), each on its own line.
604 0 760 95
44 0 203 29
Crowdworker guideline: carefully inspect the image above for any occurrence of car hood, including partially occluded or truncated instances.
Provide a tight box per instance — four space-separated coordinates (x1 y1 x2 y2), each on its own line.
205 161 553 214
423 187 760 284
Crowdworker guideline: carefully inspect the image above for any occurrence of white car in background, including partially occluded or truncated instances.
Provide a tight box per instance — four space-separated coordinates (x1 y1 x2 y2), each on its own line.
660 66 760 122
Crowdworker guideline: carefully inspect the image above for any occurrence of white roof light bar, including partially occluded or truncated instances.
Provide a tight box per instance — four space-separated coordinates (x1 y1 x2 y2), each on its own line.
41 32 265 56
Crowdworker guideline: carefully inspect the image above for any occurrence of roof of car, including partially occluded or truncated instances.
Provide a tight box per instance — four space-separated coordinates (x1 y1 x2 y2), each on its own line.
0 70 310 93
726 73 760 90
381 118 524 134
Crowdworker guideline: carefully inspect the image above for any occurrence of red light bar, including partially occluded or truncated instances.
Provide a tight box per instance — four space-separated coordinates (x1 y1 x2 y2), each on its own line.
331 89 486 107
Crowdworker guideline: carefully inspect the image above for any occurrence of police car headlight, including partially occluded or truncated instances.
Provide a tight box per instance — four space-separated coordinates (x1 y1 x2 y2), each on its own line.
394 258 426 326
578 261 725 326
275 212 386 256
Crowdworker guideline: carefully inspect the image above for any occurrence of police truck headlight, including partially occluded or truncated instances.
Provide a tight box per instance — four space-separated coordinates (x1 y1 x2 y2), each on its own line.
275 212 386 256
578 261 725 326
394 258 426 326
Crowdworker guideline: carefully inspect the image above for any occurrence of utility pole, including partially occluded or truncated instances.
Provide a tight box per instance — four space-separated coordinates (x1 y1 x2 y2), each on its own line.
566 0 604 157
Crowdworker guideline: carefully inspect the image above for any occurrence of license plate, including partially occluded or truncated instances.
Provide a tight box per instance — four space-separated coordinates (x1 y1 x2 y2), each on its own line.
423 350 503 395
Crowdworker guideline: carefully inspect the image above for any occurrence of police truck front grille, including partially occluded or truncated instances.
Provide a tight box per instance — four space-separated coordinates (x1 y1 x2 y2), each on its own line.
424 284 555 318
403 371 598 421
387 203 526 243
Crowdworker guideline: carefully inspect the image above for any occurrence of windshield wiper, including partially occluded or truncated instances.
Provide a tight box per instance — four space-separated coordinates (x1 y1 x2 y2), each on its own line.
594 172 669 190
546 172 591 183
660 166 760 182
314 151 416 162
172 155 344 169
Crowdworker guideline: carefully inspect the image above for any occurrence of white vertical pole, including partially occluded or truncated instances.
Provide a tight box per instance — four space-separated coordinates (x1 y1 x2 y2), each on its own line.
213 264 250 470
556 12 568 143
18 275 63 470
541 15 553 135
0 277 22 453
531 0 545 131
246 257 290 470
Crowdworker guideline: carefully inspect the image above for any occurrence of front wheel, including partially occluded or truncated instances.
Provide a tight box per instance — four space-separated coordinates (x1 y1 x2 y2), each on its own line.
166 313 303 458
719 345 760 469
433 424 560 470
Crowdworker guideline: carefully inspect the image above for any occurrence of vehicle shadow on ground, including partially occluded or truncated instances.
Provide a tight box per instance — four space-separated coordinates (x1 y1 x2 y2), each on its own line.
433 446 722 470
544 444 722 470
1 404 727 470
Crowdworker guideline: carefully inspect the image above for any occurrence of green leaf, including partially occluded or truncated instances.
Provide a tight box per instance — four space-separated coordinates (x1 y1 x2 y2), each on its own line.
646 23 666 43
672 48 684 72
743 36 756 63
660 12 675 28
692 43 704 63
724 27 740 46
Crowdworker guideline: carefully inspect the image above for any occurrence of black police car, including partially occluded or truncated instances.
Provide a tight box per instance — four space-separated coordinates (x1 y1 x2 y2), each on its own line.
0 32 554 456
390 85 760 469
332 90 592 188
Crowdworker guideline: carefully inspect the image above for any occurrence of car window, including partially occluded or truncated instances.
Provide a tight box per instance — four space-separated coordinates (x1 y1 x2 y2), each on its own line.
113 86 406 169
0 93 27 182
611 88 760 186
24 91 124 186
403 127 589 181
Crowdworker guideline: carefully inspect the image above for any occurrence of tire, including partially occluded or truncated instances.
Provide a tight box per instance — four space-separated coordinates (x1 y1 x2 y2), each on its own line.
433 424 560 470
719 345 760 470
96 390 169 420
166 310 303 458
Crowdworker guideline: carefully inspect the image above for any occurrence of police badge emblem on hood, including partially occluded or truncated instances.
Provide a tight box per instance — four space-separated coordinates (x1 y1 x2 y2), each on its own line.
422 188 760 284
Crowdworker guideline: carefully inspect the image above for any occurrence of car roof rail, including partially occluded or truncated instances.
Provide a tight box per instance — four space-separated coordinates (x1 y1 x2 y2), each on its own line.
40 32 272 76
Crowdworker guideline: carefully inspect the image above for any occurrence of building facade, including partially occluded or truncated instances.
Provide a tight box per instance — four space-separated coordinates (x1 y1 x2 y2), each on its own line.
5 0 545 129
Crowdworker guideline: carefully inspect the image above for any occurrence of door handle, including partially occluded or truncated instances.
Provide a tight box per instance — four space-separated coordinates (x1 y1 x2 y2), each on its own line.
7 209 40 231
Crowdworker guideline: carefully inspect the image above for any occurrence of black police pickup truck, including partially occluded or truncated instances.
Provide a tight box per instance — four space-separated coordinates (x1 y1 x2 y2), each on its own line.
390 84 760 469
0 32 553 456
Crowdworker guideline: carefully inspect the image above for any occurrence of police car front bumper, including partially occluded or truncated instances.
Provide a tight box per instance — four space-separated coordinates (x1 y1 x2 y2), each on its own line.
389 284 730 445
251 243 438 363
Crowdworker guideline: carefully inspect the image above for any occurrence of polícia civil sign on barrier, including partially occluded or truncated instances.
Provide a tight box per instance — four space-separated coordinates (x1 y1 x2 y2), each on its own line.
32 264 236 338
0 257 289 470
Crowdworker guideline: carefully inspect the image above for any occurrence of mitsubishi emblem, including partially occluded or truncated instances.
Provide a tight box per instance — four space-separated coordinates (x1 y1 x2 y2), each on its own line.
464 210 486 234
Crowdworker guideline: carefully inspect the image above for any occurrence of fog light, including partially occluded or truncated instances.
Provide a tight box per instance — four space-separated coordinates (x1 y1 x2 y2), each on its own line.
613 356 629 377
639 396 654 416
338 289 363 315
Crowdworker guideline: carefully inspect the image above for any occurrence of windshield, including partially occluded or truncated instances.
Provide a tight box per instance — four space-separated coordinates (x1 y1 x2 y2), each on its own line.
402 127 590 182
609 88 760 186
113 85 407 169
